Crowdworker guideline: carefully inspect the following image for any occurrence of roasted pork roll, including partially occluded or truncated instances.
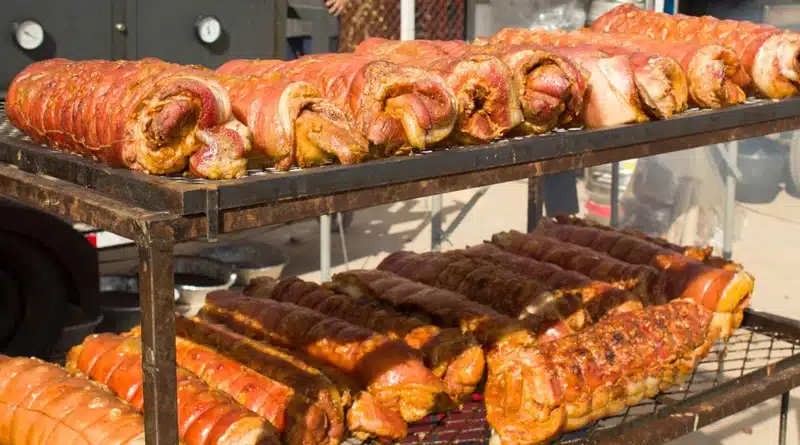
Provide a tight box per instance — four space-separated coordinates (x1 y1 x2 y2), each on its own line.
6 58 252 179
354 38 524 142
217 55 458 155
356 37 589 134
199 291 446 423
535 217 754 314
245 276 485 404
485 300 715 445
591 4 800 98
376 251 588 343
217 74 369 170
66 333 281 445
486 29 689 120
0 355 146 445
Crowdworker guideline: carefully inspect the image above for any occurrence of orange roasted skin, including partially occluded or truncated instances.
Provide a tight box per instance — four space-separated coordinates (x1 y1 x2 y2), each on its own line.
66 333 281 445
485 300 715 445
0 355 146 445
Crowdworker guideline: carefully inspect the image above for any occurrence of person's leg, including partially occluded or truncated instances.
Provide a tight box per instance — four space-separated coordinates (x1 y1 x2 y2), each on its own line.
542 170 580 216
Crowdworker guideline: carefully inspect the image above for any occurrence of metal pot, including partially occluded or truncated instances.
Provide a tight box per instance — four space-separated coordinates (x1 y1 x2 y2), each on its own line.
198 242 287 286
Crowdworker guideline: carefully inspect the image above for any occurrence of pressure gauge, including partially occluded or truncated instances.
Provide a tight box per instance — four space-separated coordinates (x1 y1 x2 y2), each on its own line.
195 16 222 44
13 20 45 51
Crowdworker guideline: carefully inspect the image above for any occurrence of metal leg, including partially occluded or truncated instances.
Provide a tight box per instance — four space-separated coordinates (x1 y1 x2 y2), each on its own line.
320 214 332 281
610 161 620 227
527 177 544 232
723 141 739 260
779 392 790 445
431 195 443 252
136 239 178 445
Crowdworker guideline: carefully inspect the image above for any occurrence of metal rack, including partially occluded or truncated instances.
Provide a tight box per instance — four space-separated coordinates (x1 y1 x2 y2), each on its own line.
2 97 800 445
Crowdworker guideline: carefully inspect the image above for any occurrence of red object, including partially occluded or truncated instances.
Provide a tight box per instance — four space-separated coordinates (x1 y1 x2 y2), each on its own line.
585 199 612 219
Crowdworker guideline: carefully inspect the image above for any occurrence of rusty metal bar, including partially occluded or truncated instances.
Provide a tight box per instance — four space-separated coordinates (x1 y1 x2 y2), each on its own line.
527 177 544 232
136 237 178 445
779 392 790 445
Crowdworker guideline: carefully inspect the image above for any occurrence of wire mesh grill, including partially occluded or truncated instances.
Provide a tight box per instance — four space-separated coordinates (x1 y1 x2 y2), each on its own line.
347 325 799 444
1 98 772 187
337 0 467 52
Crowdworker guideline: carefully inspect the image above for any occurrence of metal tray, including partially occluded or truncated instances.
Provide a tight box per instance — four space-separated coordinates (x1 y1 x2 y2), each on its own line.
355 309 800 445
2 98 800 217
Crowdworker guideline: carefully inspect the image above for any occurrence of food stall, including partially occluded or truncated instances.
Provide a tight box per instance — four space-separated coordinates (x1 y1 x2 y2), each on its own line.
0 2 799 445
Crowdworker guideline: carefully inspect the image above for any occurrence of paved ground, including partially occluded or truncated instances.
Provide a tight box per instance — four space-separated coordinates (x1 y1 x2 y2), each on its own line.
102 173 800 445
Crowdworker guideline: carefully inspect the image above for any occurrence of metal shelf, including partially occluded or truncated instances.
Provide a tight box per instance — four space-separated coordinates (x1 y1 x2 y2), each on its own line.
1 97 800 445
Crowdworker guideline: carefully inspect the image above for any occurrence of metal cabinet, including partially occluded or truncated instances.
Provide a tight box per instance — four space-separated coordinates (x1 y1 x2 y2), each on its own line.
127 0 284 68
1 0 114 94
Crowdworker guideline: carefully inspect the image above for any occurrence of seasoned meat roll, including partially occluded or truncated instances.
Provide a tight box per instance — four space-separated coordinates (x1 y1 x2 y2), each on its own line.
6 58 251 179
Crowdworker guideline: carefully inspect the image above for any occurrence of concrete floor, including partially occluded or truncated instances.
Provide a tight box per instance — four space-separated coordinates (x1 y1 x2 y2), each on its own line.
104 174 800 445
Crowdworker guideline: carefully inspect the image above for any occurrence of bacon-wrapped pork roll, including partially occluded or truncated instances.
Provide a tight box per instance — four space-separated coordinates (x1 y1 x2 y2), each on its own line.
245 277 484 404
216 75 368 170
175 316 406 442
199 291 446 423
356 37 589 134
0 355 146 445
492 230 668 303
355 38 524 142
376 251 588 343
495 27 748 108
461 243 644 320
591 4 800 98
487 28 688 119
536 217 754 315
66 333 280 445
6 58 251 179
486 300 715 445
217 55 458 155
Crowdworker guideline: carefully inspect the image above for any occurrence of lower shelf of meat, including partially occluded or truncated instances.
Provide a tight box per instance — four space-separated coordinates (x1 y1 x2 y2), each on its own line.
350 325 796 444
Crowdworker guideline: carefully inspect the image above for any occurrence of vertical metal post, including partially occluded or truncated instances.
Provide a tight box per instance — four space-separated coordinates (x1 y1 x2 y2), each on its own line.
320 214 332 281
610 161 620 227
136 238 178 445
779 392 790 445
400 0 415 41
431 195 443 252
723 141 738 260
527 177 544 232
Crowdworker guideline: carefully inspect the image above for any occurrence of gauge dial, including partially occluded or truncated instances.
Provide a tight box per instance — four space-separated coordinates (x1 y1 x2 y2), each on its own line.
195 16 222 44
13 20 44 51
